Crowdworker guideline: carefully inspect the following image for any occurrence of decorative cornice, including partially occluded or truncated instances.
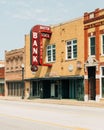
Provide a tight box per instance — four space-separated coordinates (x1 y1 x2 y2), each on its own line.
84 20 104 30
84 14 104 24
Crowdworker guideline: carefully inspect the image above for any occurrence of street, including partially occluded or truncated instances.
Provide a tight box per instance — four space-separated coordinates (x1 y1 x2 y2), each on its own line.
0 100 104 130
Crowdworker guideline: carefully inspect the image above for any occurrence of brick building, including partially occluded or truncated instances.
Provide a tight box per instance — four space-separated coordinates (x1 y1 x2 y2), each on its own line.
0 61 5 96
4 8 104 102
84 8 104 101
25 17 84 100
5 48 24 97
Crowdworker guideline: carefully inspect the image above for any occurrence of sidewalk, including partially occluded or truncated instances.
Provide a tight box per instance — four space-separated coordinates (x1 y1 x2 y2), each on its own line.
0 96 104 108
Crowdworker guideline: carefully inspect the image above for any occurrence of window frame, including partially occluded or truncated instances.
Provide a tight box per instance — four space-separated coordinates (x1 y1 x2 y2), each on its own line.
100 67 104 98
66 39 77 60
101 34 104 56
46 44 56 63
89 36 96 57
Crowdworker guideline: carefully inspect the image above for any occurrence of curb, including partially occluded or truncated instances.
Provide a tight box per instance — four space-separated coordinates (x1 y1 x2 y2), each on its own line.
0 97 104 108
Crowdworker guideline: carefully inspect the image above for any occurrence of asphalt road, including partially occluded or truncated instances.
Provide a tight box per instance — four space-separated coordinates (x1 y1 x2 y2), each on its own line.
0 100 104 130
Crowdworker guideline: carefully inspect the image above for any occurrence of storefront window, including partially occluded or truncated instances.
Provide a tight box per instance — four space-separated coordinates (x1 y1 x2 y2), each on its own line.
7 82 22 96
102 78 104 98
0 84 4 95
102 67 104 76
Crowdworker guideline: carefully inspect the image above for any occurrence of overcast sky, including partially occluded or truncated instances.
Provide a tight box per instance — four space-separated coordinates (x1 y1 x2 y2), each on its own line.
0 0 104 60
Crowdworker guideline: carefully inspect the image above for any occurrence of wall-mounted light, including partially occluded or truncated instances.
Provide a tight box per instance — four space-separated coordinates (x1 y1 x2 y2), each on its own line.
77 61 82 69
21 63 24 99
68 64 73 72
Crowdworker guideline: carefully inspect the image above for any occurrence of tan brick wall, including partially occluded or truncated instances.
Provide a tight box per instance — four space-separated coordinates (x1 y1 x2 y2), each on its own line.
25 18 84 79
5 48 24 81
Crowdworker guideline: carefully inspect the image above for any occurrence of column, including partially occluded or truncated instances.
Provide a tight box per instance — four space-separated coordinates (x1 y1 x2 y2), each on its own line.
96 78 100 101
84 78 89 101
58 80 62 99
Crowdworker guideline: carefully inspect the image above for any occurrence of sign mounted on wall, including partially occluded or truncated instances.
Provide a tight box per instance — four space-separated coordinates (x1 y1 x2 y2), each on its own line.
30 25 52 72
31 32 39 66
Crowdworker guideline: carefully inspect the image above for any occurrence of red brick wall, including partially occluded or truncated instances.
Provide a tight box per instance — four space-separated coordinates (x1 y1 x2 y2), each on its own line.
95 26 100 61
0 67 4 78
84 29 88 62
96 79 100 95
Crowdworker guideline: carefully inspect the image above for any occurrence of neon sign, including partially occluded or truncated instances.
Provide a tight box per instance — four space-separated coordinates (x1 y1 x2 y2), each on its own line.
32 32 39 65
30 25 52 72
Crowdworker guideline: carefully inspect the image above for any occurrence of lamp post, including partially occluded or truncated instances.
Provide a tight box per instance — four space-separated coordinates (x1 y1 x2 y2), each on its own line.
21 63 24 99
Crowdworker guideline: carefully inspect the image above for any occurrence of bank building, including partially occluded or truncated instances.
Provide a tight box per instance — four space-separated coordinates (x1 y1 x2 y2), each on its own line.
4 8 104 102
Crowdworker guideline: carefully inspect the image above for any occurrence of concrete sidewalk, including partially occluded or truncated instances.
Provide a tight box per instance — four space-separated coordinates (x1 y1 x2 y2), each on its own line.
0 96 104 108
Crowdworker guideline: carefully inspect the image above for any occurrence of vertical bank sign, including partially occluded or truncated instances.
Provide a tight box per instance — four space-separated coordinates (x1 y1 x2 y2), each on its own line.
30 25 52 72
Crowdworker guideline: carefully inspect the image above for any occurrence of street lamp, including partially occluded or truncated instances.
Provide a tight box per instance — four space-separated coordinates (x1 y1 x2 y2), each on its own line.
21 63 24 99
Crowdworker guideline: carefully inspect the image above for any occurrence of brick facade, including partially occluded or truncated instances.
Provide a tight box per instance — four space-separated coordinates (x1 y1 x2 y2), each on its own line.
0 61 5 96
84 8 104 101
24 18 84 100
25 18 84 79
0 67 4 79
5 48 24 96
4 8 104 101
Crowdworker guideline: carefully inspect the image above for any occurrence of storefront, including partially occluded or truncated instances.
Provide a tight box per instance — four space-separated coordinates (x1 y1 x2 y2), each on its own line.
0 62 5 96
29 76 84 101
0 79 4 96
5 48 24 97
100 67 104 98
7 81 22 96
84 8 104 101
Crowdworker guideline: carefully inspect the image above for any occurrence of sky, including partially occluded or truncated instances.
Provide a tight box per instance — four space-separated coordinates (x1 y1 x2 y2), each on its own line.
0 0 104 60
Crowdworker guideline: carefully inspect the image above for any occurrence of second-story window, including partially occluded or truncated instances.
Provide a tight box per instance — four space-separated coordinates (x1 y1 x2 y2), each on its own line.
47 44 56 62
66 39 77 59
101 34 104 55
89 36 95 56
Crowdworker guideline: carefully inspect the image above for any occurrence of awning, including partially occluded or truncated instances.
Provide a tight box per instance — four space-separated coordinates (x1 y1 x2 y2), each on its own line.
25 75 84 81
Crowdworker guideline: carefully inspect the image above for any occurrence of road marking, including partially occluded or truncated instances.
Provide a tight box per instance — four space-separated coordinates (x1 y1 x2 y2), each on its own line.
0 113 89 130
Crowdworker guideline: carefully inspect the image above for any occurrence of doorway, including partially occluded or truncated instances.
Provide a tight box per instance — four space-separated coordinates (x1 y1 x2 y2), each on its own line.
69 79 77 99
31 81 40 97
50 83 58 98
88 67 96 100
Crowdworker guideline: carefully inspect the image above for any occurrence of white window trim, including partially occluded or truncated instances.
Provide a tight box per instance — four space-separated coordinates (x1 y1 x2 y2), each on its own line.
89 13 94 19
89 36 95 57
66 39 77 60
46 45 56 63
100 66 104 98
101 34 104 56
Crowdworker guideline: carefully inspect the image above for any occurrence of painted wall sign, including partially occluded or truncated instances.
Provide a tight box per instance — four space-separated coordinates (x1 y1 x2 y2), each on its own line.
30 25 52 71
